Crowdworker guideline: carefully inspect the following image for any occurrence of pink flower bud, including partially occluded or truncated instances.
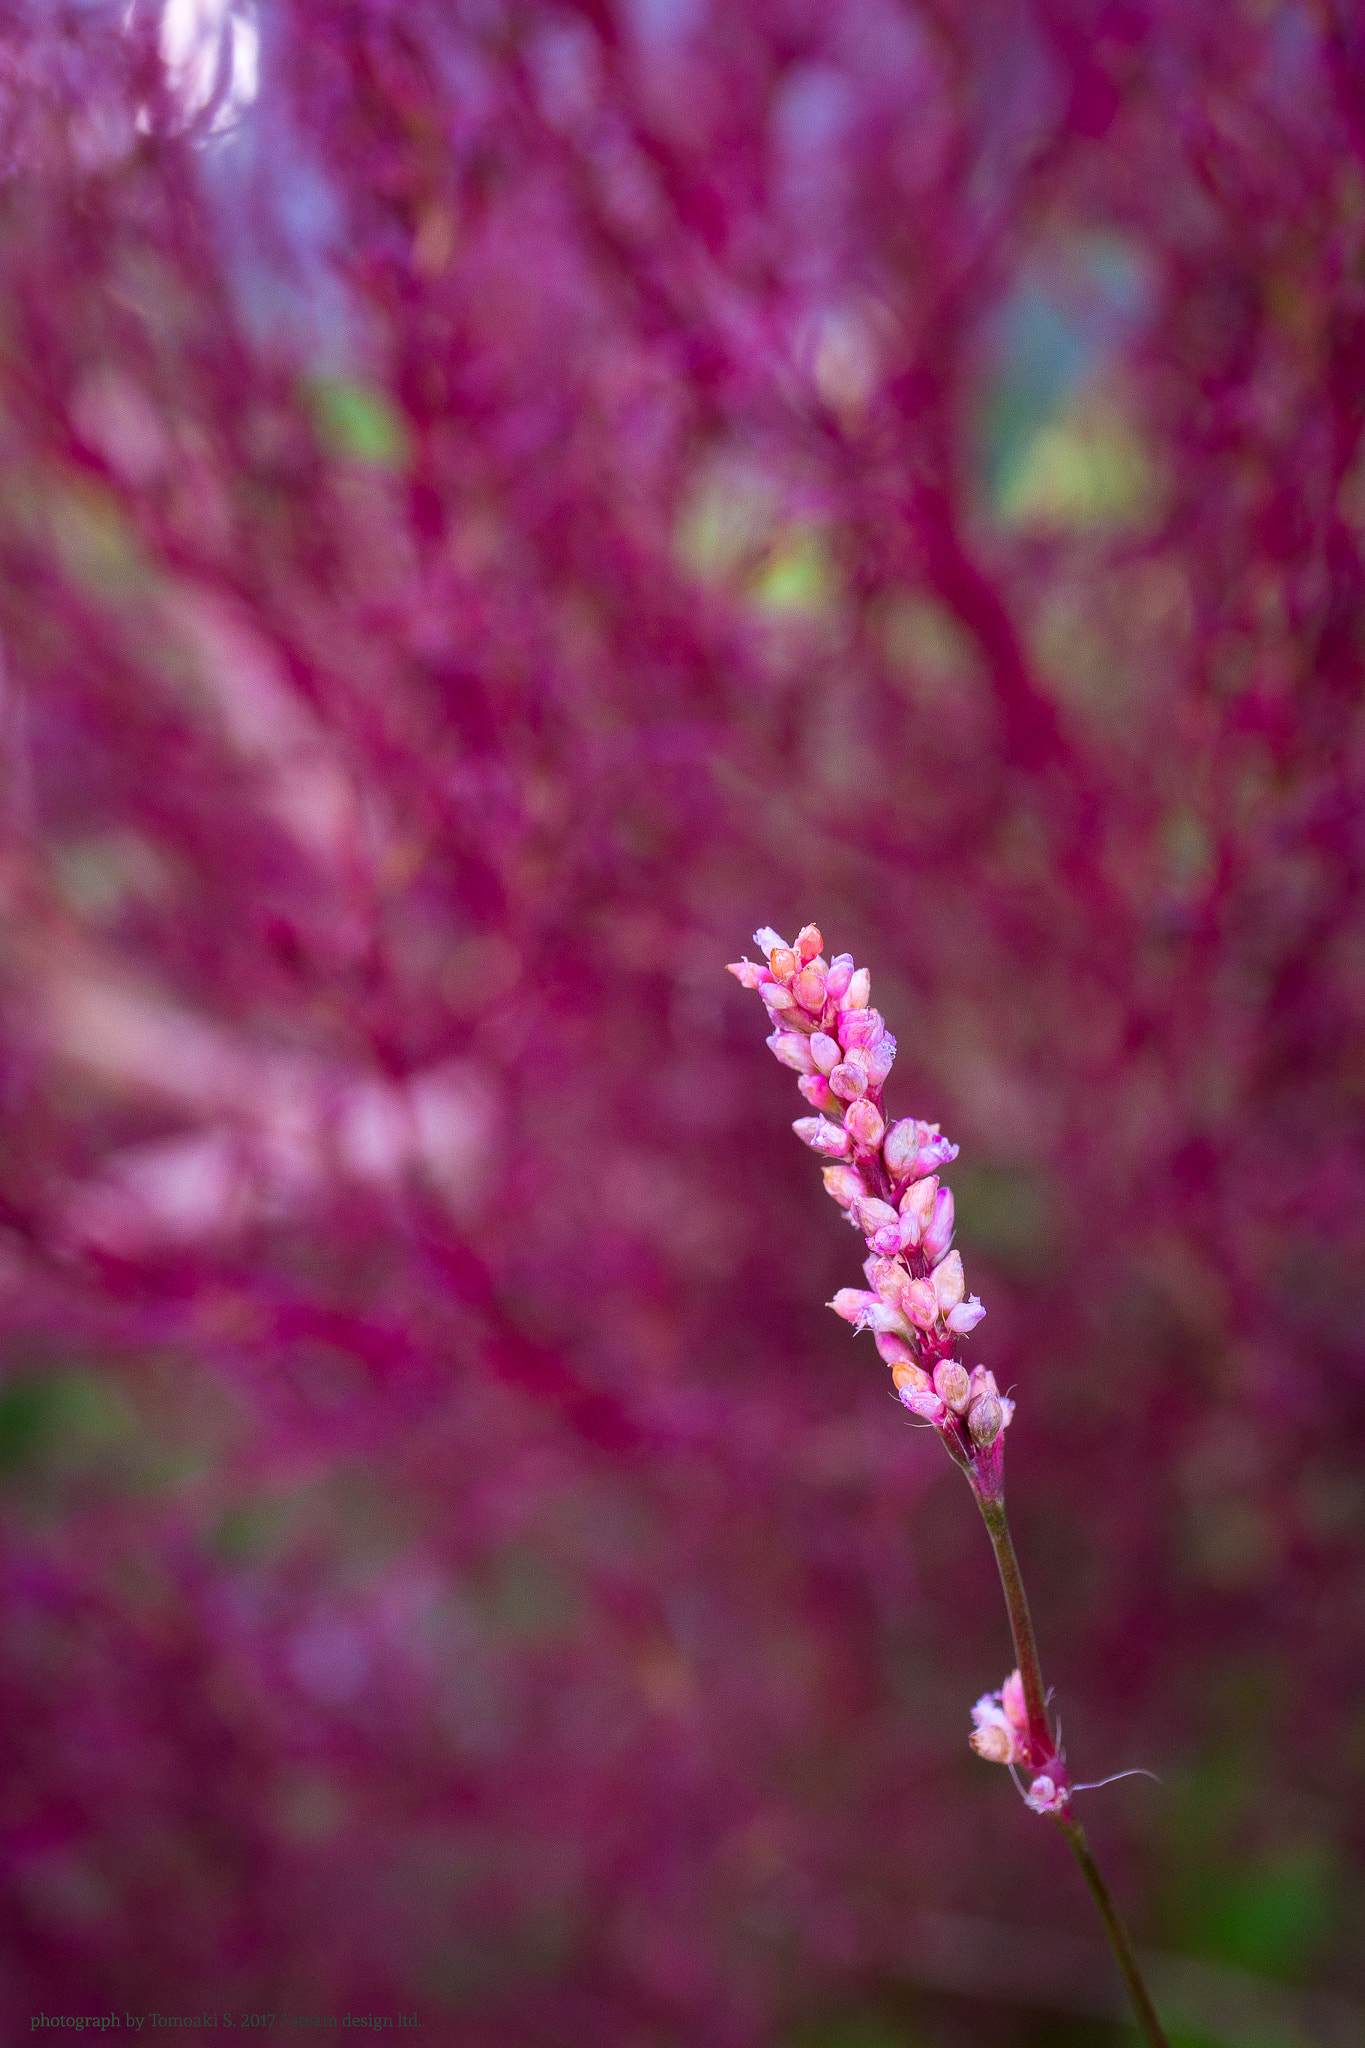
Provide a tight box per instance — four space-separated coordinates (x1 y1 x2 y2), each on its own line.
874 1331 923 1375
946 1295 985 1335
900 1386 945 1421
841 967 871 1009
844 1100 885 1148
828 1062 867 1101
861 1032 896 1086
932 1360 971 1414
727 958 772 988
851 1196 898 1238
824 954 855 1001
931 1250 965 1313
968 1364 998 1402
970 1721 1016 1765
870 1224 901 1255
760 981 795 1013
1024 1775 1069 1816
790 965 826 1010
794 923 823 963
912 1130 959 1176
837 1007 884 1050
792 1116 852 1157
897 1175 938 1246
971 1680 1027 1767
767 1030 815 1074
821 1164 866 1208
890 1359 933 1396
1001 1670 1028 1733
922 1186 955 1262
798 1073 837 1112
809 1031 843 1075
882 1119 919 1177
863 1300 913 1336
829 1287 879 1325
903 1277 939 1329
967 1391 1003 1447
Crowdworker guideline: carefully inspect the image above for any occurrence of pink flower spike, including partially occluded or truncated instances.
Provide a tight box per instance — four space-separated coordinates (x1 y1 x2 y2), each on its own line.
931 1250 965 1313
897 1176 938 1247
844 1100 885 1149
809 1032 843 1075
798 1073 837 1112
946 1295 985 1335
900 1386 945 1422
922 1186 955 1262
767 1030 816 1074
793 1116 851 1158
837 1007 884 1051
824 954 855 1001
821 1164 866 1208
828 1062 868 1101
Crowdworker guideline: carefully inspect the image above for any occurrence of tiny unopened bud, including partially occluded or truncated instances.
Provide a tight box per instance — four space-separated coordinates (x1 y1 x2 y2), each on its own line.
769 946 798 981
844 1100 885 1148
828 1061 867 1101
727 958 772 988
824 954 855 1002
946 1295 985 1335
890 1359 933 1395
822 1164 866 1208
852 1196 898 1238
768 1030 815 1073
968 1364 998 1401
971 1722 1015 1765
798 1072 837 1112
874 1330 923 1375
931 1249 965 1313
791 965 826 1010
903 1277 939 1329
829 1288 879 1326
794 923 823 963
793 1116 851 1157
760 981 795 1012
841 967 871 1009
870 1223 900 1255
912 1130 959 1176
753 927 787 959
922 1186 955 1262
900 1386 945 1421
1024 1775 1069 1816
933 1360 971 1414
837 1007 884 1050
967 1392 1003 1447
862 1032 895 1086
809 1031 843 1075
897 1175 938 1246
882 1119 919 1177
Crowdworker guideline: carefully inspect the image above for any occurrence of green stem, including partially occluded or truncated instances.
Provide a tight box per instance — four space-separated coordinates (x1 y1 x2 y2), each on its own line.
973 1490 1170 2048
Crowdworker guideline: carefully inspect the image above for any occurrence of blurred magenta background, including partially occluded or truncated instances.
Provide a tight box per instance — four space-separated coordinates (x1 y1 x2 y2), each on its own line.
0 1 1363 2041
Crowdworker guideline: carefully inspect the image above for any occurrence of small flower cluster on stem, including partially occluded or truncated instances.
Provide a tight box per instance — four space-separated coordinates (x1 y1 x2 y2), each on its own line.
729 926 1170 2048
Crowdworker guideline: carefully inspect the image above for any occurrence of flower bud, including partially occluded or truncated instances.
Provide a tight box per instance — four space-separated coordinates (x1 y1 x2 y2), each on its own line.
760 982 795 1013
967 1392 1003 1447
828 1062 867 1101
753 927 787 959
933 1360 971 1414
727 958 772 988
861 1032 896 1086
837 1007 884 1050
841 967 871 1009
821 1164 866 1208
912 1130 959 1176
791 965 826 1010
882 1119 919 1177
968 1364 999 1403
844 1100 885 1148
794 923 823 963
931 1249 965 1313
890 1360 933 1396
824 954 856 1002
946 1295 985 1335
793 1116 851 1158
897 1175 938 1246
767 1030 815 1073
798 1073 837 1113
903 1277 939 1329
851 1196 898 1238
899 1385 945 1421
970 1722 1015 1764
809 1031 843 1075
829 1288 879 1325
870 1223 900 1255
922 1186 955 1262
769 946 798 981
874 1330 923 1375
1024 1775 1068 1816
